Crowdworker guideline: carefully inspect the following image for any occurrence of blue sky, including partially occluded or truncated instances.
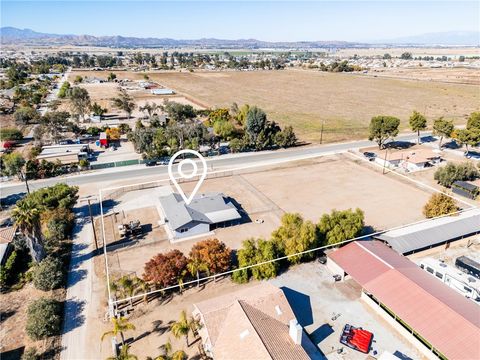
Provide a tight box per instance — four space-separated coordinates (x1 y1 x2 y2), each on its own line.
1 1 478 42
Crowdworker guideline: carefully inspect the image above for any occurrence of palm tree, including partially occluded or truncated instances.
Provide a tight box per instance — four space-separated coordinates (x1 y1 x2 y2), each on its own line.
152 339 187 360
118 276 137 307
101 317 136 346
12 198 45 262
170 310 201 347
187 258 209 287
106 344 138 360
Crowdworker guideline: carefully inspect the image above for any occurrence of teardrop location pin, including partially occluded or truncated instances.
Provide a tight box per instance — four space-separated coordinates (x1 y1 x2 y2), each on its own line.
168 149 207 205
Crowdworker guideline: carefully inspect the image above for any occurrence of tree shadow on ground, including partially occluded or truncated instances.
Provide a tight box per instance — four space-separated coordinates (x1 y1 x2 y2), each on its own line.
62 298 86 334
66 268 88 288
0 310 16 324
130 320 174 344
280 286 313 327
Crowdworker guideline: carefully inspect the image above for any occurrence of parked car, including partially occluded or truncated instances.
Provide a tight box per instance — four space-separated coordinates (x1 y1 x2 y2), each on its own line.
145 160 157 167
363 152 376 161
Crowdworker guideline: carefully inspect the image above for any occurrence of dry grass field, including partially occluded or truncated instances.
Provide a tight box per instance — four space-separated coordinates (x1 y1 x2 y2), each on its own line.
68 68 479 142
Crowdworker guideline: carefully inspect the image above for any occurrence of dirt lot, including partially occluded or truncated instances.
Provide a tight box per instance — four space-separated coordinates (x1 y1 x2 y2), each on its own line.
100 154 432 277
0 285 65 359
366 67 480 85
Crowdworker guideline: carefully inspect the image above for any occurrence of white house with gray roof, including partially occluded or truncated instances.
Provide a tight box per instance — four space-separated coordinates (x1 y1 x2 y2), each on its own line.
158 192 242 240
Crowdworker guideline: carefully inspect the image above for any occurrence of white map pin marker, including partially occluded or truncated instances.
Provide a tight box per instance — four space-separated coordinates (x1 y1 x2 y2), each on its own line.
168 149 207 205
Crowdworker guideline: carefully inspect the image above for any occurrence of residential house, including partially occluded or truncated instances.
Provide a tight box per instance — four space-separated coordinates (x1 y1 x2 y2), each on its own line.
192 283 321 360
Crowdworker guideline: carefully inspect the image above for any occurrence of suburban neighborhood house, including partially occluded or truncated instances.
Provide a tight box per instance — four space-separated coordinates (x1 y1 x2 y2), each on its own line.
158 192 242 240
0 225 17 265
192 283 322 360
375 208 480 255
326 241 480 360
374 148 442 172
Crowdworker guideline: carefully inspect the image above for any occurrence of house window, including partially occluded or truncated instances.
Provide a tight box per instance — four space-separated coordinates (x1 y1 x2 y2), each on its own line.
435 272 443 279
179 228 189 233
426 267 434 274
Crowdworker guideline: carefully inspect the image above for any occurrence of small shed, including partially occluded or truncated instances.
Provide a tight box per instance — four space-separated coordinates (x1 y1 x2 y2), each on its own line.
452 181 479 199
99 132 108 147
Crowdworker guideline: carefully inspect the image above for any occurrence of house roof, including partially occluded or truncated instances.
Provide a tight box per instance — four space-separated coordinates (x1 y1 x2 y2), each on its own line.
375 208 480 254
328 241 480 360
159 192 241 230
193 283 320 360
0 226 16 244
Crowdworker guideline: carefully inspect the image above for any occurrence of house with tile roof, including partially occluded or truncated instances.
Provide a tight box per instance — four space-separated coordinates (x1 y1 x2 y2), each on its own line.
192 282 322 360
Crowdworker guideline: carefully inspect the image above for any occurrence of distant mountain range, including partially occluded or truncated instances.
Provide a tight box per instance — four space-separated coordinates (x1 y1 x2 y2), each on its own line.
1 27 478 48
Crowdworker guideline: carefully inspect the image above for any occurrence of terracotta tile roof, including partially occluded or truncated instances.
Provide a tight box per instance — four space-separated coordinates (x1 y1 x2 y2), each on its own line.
328 241 480 360
193 283 317 360
0 226 16 244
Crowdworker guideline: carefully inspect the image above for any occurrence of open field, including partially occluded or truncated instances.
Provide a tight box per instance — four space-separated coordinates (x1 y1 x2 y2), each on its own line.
365 67 480 85
69 68 479 142
99 154 433 278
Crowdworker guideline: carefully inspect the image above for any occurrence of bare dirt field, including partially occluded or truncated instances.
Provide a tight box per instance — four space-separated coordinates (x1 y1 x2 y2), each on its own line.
100 154 433 278
335 47 480 58
366 67 480 85
0 285 65 359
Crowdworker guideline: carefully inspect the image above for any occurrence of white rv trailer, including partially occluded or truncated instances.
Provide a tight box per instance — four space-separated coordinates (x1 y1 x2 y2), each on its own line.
419 257 480 303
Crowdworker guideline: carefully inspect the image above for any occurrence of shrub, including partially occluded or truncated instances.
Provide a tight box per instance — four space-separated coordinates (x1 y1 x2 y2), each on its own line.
434 162 479 188
0 127 23 141
25 297 62 340
0 250 17 289
21 347 39 360
33 257 64 291
423 193 458 219
78 159 89 168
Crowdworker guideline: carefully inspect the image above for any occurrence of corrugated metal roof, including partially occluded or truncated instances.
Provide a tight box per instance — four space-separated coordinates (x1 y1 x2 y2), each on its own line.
375 209 480 254
328 241 480 360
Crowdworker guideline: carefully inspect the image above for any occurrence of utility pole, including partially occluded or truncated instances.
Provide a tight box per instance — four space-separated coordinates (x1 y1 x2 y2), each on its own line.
20 170 30 194
81 196 99 251
320 119 325 144
382 147 389 175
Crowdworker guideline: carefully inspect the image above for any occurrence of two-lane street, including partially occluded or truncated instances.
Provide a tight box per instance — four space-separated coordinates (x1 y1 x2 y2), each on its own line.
0 132 428 198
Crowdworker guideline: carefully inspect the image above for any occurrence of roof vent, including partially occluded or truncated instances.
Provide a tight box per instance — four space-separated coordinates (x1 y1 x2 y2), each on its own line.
439 263 447 268
275 305 282 315
240 329 249 339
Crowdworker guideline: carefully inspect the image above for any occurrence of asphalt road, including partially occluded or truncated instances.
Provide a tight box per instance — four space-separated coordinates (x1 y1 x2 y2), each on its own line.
0 132 427 199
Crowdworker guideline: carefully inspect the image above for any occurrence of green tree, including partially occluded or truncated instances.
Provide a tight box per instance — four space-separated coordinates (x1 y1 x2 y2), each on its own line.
232 238 257 283
318 208 365 246
112 88 136 119
57 81 70 98
434 162 479 187
107 72 117 82
271 213 318 264
33 256 64 291
170 310 201 347
25 298 62 340
0 127 23 141
433 117 454 149
453 128 480 154
245 106 267 143
368 115 400 149
21 347 39 360
101 317 136 346
12 198 46 263
91 102 107 117
275 126 297 148
251 239 279 280
68 86 91 121
409 110 427 144
151 339 187 360
423 193 458 219
467 112 480 130
2 152 25 178
162 101 196 122
14 106 38 125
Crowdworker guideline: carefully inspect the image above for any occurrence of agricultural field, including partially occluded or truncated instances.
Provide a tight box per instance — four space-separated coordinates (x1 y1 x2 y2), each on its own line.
69 68 479 143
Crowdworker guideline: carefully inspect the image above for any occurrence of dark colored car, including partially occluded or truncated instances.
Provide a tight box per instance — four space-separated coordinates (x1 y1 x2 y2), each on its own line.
363 152 376 161
145 160 157 167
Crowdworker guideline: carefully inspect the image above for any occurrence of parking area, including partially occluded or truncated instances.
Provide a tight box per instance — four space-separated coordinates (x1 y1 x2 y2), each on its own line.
269 261 425 359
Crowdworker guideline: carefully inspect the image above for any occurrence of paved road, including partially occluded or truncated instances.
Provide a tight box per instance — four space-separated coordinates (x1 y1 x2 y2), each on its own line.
0 132 428 198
